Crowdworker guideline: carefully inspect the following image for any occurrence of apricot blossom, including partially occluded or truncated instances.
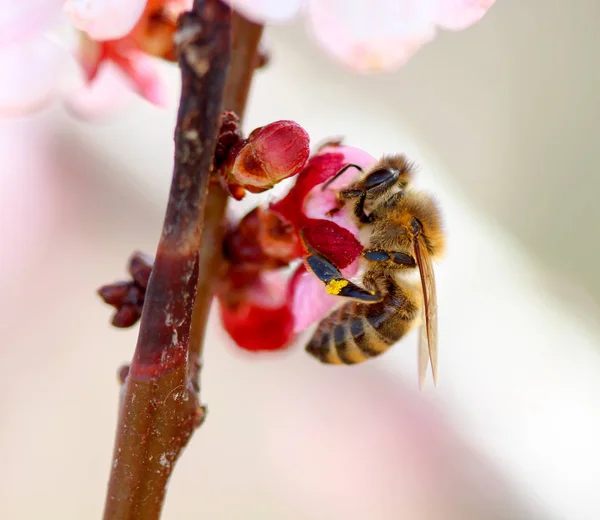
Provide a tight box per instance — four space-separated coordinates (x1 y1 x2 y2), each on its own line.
224 0 497 72
218 143 377 351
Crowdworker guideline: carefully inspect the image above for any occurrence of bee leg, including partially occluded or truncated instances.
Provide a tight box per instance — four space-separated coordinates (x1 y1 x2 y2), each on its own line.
353 193 374 224
299 229 382 302
363 249 416 268
336 191 374 223
302 254 381 303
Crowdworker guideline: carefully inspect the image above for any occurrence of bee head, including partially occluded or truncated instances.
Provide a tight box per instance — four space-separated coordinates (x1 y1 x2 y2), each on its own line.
361 155 414 199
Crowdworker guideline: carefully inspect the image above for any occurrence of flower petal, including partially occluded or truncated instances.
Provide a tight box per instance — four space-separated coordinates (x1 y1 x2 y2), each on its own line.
306 0 437 72
302 144 376 234
290 265 340 333
0 37 65 117
218 271 296 352
223 0 303 24
62 62 132 120
302 218 363 269
0 1 64 47
270 152 346 226
290 259 359 333
0 120 62 287
110 49 168 106
65 0 147 41
434 0 496 31
270 145 375 225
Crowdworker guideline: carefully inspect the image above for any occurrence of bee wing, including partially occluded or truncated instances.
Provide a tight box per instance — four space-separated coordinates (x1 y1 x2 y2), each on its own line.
417 310 429 388
414 235 438 387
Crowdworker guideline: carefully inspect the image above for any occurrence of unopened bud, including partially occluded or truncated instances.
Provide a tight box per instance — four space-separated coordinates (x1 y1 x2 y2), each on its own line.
225 120 310 198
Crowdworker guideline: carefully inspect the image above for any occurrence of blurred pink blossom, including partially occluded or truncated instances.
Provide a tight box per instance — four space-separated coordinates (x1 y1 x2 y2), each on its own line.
65 0 147 41
0 119 62 288
0 1 65 46
77 35 169 109
262 367 528 520
62 63 134 119
0 0 180 117
0 37 64 116
225 0 496 72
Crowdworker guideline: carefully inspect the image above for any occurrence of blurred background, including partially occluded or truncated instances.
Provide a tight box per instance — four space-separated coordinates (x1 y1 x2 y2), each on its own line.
2 1 600 519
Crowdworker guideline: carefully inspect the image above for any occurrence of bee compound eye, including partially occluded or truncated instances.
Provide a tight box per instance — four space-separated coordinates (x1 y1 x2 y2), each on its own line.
363 168 398 191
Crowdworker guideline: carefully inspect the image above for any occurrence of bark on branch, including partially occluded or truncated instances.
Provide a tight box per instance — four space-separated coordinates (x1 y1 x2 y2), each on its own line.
102 2 231 519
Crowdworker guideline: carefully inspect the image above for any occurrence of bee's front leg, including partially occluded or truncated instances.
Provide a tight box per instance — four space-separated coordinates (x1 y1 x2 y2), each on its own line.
299 229 381 302
304 250 381 302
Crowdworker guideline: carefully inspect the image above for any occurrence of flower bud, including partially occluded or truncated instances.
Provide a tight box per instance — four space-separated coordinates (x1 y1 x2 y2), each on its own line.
226 120 310 198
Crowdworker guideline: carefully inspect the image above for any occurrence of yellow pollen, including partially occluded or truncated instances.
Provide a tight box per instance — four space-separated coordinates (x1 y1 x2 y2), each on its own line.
325 279 348 295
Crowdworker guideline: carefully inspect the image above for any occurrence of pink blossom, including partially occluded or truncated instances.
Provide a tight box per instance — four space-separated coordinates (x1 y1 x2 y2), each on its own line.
65 0 148 41
0 1 64 47
223 0 303 23
0 0 182 118
0 119 62 289
77 36 169 108
62 62 134 119
224 0 496 72
218 143 376 352
435 0 497 30
0 37 65 117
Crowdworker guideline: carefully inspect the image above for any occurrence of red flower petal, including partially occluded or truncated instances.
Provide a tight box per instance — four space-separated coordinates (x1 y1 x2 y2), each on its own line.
219 299 295 352
289 265 339 333
218 271 296 352
270 145 377 226
270 151 347 226
302 218 363 269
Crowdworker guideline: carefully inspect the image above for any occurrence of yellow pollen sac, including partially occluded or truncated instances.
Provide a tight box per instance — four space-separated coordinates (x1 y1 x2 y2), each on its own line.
325 279 348 295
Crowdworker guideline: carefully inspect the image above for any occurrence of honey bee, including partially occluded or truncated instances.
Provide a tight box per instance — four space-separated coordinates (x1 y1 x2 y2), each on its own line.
301 155 444 386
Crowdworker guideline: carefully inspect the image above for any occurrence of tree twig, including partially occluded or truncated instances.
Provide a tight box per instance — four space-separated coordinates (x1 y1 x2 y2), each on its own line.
102 2 230 518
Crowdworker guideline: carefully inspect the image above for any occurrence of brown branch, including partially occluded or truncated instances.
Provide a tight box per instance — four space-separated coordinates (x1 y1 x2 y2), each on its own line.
188 13 264 377
102 2 231 519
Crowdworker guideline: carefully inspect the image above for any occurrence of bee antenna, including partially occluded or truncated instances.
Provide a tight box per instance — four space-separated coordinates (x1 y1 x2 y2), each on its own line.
321 163 364 191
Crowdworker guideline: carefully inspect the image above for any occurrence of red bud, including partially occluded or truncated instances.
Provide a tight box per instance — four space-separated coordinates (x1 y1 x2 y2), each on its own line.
98 281 130 307
128 251 153 289
226 120 310 196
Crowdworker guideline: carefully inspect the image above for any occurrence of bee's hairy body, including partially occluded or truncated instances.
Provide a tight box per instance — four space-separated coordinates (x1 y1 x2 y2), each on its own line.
305 155 444 366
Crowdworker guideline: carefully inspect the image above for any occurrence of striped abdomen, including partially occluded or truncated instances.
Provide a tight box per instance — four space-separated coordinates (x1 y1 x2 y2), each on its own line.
305 278 421 365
